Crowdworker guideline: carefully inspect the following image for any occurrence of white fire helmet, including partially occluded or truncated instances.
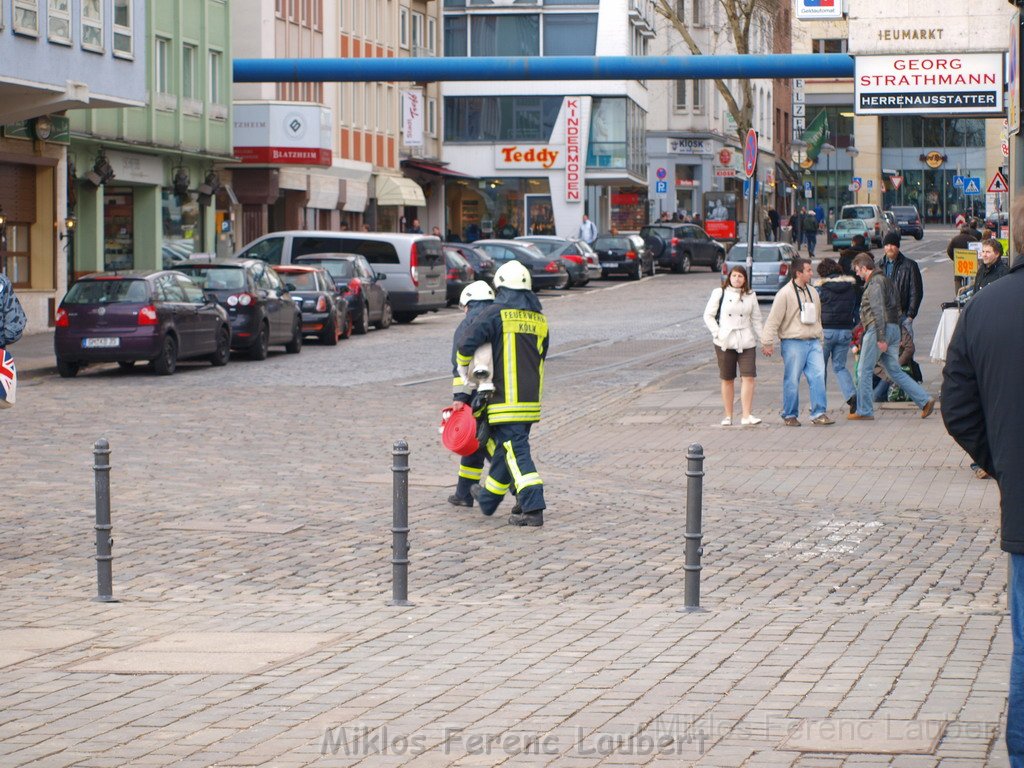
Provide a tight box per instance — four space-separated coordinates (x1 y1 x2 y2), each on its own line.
459 280 495 307
493 260 532 291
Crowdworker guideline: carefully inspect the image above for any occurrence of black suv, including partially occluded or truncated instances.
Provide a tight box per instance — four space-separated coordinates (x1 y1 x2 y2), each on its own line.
888 206 924 240
640 224 726 274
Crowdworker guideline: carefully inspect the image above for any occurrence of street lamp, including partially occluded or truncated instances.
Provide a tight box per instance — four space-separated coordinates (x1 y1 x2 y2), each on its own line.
820 142 836 218
845 145 860 204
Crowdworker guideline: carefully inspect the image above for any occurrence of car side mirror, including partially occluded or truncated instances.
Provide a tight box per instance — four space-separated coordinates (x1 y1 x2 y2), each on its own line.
285 282 297 292
203 290 219 303
375 272 386 281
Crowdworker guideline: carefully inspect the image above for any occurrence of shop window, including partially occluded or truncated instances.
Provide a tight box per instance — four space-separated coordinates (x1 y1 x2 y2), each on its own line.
112 0 132 57
922 118 943 149
13 0 39 36
104 190 135 272
444 15 467 56
542 13 597 56
444 95 562 142
588 98 627 169
48 0 71 45
470 14 539 56
81 0 103 51
1 224 30 287
162 190 202 261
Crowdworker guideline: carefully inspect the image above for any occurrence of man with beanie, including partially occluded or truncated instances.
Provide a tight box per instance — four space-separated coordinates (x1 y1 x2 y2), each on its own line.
877 231 922 339
457 261 549 527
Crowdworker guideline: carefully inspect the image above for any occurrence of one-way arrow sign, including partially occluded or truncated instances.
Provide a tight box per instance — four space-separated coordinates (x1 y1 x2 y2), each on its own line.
988 171 1009 194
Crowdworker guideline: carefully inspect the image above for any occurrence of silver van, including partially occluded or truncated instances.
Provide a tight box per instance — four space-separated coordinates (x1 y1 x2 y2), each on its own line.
235 231 446 323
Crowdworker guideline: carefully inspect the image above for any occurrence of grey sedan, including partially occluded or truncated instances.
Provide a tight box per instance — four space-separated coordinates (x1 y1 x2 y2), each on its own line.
723 242 800 297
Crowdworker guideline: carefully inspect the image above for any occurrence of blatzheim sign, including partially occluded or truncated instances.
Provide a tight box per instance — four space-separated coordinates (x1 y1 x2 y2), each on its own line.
855 53 1004 115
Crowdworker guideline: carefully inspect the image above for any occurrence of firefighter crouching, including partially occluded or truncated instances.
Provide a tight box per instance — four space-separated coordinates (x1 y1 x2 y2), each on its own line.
448 281 496 508
457 260 550 527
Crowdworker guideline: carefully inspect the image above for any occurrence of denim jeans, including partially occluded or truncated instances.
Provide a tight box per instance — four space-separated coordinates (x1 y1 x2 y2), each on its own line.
855 323 930 416
822 328 856 401
805 232 817 256
1009 553 1024 766
780 338 828 419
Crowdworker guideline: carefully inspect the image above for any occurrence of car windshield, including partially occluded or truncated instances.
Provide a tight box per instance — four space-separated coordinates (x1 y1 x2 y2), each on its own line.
728 245 782 262
593 237 634 250
520 240 561 255
174 266 247 290
843 206 876 220
64 279 149 304
279 271 319 290
297 259 355 280
834 220 866 232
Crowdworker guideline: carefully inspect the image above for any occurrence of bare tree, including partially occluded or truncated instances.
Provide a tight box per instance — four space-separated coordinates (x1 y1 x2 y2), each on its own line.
654 0 776 146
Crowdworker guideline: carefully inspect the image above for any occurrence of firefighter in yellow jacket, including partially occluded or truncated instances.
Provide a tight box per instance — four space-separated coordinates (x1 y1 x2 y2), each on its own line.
456 260 549 527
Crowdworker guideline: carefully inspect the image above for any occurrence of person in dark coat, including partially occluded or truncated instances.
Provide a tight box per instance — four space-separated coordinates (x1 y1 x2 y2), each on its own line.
815 258 859 413
972 238 1010 293
838 234 871 282
941 199 1024 766
768 208 780 241
876 232 922 339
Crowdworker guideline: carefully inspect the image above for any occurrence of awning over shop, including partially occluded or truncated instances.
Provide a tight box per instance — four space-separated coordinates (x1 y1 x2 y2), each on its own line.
307 174 340 209
401 159 475 178
375 175 426 206
341 179 368 212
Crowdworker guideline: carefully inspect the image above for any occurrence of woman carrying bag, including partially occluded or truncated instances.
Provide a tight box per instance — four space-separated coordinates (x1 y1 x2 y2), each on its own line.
704 265 764 426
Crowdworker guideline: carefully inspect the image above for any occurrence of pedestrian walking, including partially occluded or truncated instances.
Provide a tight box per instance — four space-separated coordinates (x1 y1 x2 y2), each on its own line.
877 232 922 339
577 214 597 245
457 261 549 527
838 234 870 281
815 258 859 414
802 209 820 257
789 211 801 250
941 196 1024 767
0 272 26 348
848 253 935 421
447 281 496 509
768 208 780 242
703 265 764 426
761 258 833 426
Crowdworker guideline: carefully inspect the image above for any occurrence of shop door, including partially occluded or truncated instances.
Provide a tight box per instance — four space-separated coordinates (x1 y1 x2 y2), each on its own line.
525 195 554 236
103 188 134 271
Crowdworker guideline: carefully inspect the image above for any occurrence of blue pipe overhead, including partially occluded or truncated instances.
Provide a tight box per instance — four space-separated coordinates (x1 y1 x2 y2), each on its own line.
233 54 854 84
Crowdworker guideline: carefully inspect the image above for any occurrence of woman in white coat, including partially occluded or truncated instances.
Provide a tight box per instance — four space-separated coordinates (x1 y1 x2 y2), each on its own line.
703 265 764 425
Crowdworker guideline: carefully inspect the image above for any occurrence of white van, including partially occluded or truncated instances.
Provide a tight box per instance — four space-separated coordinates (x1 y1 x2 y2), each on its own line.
839 204 885 248
235 231 446 323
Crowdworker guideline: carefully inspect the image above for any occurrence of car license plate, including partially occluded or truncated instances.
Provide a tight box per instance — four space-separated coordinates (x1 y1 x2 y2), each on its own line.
753 275 768 285
83 337 120 348
897 220 908 225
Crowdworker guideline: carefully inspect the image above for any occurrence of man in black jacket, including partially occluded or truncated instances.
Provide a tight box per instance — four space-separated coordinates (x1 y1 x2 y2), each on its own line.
973 238 1009 293
838 234 870 282
942 196 1024 765
876 232 922 339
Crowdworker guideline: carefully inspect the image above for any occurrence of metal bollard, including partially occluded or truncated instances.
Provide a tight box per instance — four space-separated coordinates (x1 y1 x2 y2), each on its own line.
681 443 705 612
93 439 118 603
389 440 412 606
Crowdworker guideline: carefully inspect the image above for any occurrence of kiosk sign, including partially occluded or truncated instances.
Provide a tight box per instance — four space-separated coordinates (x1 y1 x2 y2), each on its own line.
855 53 1004 115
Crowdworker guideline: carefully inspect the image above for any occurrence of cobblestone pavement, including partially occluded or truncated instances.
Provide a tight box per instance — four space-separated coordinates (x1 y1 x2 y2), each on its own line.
1 231 1011 766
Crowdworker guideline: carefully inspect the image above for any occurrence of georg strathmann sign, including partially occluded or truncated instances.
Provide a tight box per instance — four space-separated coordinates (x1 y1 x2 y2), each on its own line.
855 53 1004 115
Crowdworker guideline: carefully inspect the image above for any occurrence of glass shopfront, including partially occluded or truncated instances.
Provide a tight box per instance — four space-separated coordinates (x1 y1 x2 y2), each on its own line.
103 188 134 271
445 177 551 241
161 189 203 263
880 116 987 223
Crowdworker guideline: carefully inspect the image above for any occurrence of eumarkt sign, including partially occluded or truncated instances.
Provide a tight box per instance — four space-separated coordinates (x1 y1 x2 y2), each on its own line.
855 53 1004 115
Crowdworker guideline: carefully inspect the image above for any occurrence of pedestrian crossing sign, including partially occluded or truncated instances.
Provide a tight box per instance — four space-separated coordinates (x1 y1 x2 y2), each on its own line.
963 177 981 195
987 172 1009 194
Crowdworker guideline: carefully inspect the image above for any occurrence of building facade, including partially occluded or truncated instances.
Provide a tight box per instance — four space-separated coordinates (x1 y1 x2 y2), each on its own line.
69 0 233 276
645 0 776 233
0 0 147 333
439 0 654 239
847 0 1011 224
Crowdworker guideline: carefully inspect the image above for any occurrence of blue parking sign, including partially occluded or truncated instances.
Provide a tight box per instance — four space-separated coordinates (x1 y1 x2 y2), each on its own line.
654 180 668 195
